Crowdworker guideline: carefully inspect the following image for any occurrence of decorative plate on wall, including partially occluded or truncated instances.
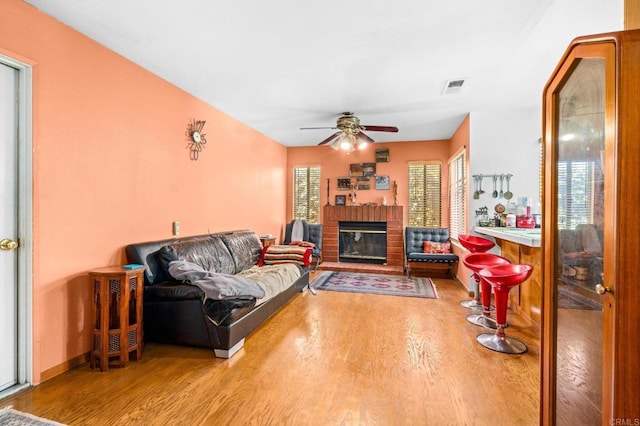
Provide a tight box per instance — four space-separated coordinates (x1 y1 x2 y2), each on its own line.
185 119 207 160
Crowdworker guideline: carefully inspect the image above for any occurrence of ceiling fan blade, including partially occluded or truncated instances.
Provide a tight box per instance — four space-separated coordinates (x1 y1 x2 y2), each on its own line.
300 126 338 130
317 131 342 146
357 131 375 144
361 125 399 133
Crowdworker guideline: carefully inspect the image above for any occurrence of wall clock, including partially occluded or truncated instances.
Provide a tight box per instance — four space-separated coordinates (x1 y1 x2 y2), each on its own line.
185 119 207 160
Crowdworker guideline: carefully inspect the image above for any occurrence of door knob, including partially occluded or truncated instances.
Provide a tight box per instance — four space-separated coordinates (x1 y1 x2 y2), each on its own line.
595 284 611 295
0 238 19 251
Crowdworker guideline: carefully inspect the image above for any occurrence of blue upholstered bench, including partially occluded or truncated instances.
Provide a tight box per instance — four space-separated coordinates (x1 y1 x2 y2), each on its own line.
405 227 459 277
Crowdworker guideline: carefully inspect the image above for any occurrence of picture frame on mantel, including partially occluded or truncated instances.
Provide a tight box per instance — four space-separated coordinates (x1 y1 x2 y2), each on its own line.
349 163 363 176
375 175 390 190
357 176 371 190
335 195 346 206
375 148 390 162
337 177 352 190
362 163 376 176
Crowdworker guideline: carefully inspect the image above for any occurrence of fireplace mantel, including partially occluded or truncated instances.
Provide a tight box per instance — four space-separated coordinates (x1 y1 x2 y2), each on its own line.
322 205 404 266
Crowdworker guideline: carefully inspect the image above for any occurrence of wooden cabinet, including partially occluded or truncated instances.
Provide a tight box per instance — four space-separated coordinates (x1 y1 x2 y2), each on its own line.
496 240 542 325
89 266 144 372
541 30 640 423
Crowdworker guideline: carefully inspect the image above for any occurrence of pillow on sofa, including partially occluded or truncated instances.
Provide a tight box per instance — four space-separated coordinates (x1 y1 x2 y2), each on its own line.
259 245 311 267
423 241 451 254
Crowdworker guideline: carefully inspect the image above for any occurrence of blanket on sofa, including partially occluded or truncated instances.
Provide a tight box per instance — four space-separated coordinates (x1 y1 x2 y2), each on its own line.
236 263 302 304
168 261 302 305
168 261 266 300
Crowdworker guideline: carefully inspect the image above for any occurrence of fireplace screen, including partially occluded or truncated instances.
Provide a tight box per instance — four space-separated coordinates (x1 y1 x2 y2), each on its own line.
338 221 387 264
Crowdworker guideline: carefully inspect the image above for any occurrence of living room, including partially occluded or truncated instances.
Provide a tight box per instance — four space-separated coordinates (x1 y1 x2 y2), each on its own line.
1 0 636 424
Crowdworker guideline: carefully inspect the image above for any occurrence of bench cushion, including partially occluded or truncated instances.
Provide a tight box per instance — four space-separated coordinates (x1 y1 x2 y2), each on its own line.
407 252 459 263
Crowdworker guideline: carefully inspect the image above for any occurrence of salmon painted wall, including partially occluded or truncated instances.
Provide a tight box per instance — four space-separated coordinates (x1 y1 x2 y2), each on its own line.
2 0 287 382
286 140 451 232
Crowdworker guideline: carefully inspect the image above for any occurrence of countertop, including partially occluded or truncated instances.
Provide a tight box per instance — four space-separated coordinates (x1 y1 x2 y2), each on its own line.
474 226 541 248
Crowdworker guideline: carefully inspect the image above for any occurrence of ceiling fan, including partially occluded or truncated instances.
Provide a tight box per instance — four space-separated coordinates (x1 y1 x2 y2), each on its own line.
300 112 399 152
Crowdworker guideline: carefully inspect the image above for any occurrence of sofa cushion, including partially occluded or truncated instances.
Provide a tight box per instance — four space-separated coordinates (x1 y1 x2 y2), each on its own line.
220 231 263 273
144 283 204 301
259 245 311 267
158 237 236 275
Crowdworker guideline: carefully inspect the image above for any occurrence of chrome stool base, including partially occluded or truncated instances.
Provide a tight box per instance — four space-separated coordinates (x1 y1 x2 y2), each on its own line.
466 314 498 329
459 299 483 309
476 333 527 354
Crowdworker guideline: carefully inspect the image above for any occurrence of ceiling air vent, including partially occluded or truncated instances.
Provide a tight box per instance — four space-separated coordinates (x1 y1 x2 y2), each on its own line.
442 78 466 95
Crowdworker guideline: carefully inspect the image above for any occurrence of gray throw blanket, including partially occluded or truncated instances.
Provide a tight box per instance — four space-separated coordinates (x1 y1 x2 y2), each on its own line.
168 260 266 300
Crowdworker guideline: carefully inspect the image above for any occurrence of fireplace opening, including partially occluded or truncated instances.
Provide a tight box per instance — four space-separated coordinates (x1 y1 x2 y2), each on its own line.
339 221 387 264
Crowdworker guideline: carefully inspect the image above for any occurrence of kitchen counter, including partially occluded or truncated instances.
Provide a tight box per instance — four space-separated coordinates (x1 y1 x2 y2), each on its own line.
474 226 541 248
473 226 542 325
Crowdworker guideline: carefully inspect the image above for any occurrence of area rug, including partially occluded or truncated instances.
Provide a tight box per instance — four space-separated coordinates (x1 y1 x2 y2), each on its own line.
557 285 602 310
0 407 65 425
311 271 437 299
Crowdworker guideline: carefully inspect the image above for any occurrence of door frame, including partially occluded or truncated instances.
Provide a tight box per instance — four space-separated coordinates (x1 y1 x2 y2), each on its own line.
0 53 33 398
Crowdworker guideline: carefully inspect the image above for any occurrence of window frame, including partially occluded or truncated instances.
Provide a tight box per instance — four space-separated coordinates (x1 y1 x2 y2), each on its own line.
292 165 321 224
448 149 466 240
407 160 442 227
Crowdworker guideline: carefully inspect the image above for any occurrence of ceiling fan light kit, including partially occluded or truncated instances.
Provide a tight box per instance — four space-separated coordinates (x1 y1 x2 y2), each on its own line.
301 112 398 152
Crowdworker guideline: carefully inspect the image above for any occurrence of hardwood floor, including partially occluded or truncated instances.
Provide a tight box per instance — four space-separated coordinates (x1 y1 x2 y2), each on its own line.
2 275 540 425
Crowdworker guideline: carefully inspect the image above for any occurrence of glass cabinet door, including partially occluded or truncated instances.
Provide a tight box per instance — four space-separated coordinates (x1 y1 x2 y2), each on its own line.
554 56 606 425
543 39 617 425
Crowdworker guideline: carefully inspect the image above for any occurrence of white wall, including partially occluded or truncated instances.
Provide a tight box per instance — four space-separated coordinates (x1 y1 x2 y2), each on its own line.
468 108 542 232
458 108 541 291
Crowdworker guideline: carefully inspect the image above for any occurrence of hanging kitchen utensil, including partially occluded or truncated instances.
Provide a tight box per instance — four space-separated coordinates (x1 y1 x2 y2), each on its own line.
504 175 513 200
499 175 504 198
492 175 498 198
473 176 480 199
478 176 485 194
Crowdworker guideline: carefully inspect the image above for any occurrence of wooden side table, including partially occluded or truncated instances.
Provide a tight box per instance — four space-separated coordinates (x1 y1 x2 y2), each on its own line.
88 266 144 372
260 236 276 247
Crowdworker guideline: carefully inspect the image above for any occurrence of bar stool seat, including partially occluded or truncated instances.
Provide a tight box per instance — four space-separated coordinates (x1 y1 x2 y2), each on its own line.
477 264 534 354
458 234 495 309
462 253 511 329
459 235 496 253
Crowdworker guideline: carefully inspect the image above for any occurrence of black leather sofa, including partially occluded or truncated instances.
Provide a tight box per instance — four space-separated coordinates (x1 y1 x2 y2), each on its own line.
125 230 309 358
405 227 459 277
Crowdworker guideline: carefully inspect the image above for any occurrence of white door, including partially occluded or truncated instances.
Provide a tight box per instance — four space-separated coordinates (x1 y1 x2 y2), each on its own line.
0 62 18 392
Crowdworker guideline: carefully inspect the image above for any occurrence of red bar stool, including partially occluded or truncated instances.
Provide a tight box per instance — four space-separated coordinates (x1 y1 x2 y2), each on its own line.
477 264 533 354
458 234 495 310
462 253 511 329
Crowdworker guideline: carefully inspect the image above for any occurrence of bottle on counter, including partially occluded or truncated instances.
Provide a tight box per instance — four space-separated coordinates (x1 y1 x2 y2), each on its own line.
506 212 516 227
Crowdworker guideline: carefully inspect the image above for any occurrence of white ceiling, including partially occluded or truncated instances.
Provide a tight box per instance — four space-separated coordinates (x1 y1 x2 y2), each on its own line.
25 0 623 147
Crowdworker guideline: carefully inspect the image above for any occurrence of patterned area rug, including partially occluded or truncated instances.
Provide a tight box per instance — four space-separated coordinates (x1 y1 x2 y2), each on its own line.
311 271 437 299
557 285 602 310
0 407 65 426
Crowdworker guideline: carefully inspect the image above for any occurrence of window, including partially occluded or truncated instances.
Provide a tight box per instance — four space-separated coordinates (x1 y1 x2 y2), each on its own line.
557 160 597 229
408 161 441 227
448 150 466 239
293 166 321 224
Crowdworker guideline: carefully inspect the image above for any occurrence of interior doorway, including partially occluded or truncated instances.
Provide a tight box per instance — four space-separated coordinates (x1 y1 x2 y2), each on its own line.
0 54 33 398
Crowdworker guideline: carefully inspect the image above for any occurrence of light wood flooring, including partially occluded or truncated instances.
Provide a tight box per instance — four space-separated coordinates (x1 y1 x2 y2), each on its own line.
2 274 540 425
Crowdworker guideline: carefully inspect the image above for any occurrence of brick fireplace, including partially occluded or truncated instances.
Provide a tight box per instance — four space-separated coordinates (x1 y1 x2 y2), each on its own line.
322 205 404 266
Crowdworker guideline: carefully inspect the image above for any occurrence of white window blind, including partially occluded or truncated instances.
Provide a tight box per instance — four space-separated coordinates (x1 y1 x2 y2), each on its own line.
408 161 441 227
293 166 321 224
557 160 595 229
448 151 466 239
